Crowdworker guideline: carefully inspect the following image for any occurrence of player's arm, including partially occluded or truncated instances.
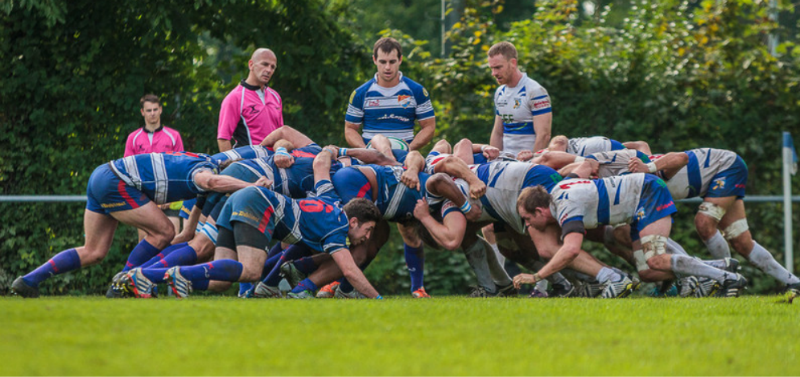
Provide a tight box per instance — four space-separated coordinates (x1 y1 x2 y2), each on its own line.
259 125 313 149
335 147 398 166
400 151 425 191
466 142 500 161
408 117 435 151
344 122 366 148
413 200 466 251
558 159 598 178
432 155 486 199
628 151 688 179
537 151 578 170
623 141 652 155
489 115 504 150
272 139 296 169
531 112 552 152
193 170 271 193
330 249 380 298
513 229 583 288
173 204 202 244
425 173 481 221
313 147 337 183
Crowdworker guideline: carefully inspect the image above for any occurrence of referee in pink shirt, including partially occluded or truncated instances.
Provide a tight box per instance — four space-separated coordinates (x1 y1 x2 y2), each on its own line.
217 48 284 152
124 94 185 241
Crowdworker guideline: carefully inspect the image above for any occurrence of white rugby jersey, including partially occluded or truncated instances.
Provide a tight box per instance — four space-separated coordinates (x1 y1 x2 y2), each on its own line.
589 149 643 177
661 148 738 200
494 73 551 137
550 174 646 229
566 137 615 156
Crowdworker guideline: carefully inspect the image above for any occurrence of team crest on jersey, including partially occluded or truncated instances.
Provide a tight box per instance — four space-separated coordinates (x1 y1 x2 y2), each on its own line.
422 88 429 97
712 177 726 190
513 98 522 109
635 206 646 221
397 95 412 108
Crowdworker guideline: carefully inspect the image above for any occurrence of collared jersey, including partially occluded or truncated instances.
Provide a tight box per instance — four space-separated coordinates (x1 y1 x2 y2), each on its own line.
124 126 184 157
345 72 435 142
108 152 218 204
550 174 647 229
218 80 283 146
494 73 551 136
660 148 739 200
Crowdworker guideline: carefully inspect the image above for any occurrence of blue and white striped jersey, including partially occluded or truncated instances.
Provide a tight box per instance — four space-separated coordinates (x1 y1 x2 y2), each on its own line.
109 152 218 204
345 72 435 142
211 145 272 164
494 73 551 136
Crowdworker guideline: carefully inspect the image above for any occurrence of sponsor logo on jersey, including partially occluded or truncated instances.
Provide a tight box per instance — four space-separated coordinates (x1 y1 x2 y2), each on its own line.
367 100 381 107
377 114 411 122
533 97 551 110
657 201 674 212
244 104 261 116
232 210 260 222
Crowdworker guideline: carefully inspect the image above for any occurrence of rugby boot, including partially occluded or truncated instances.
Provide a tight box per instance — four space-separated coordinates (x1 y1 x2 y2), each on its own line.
253 282 282 298
468 286 495 298
280 262 307 289
786 282 799 304
122 268 155 298
315 281 340 298
411 287 431 298
529 289 549 298
335 287 367 299
714 273 747 298
600 276 633 299
575 279 604 298
549 282 575 298
106 271 128 298
678 276 697 297
164 267 192 298
496 283 518 297
693 277 717 297
723 257 740 273
11 277 39 298
286 289 315 299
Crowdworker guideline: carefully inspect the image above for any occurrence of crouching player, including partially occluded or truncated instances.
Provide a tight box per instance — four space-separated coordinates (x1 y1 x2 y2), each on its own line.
152 149 384 299
513 165 747 297
12 152 268 298
629 147 800 299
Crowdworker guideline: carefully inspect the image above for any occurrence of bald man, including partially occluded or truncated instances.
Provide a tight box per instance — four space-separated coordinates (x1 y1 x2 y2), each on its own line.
218 48 284 152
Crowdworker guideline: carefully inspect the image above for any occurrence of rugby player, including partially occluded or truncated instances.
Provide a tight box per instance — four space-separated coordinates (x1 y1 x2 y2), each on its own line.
11 152 269 298
629 148 800 298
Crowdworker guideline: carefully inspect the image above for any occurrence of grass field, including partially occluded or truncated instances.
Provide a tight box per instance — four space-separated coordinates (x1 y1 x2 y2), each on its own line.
1 295 797 375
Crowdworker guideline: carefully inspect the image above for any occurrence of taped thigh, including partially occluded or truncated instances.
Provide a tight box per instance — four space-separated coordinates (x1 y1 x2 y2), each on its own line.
632 250 649 272
723 218 749 240
640 234 667 261
698 202 726 221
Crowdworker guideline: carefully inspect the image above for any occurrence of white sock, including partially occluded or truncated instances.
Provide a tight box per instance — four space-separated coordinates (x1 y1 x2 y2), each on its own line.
703 230 731 259
480 238 512 286
489 242 505 266
595 267 623 283
666 238 689 255
747 240 800 285
463 241 496 292
534 280 549 293
671 254 734 283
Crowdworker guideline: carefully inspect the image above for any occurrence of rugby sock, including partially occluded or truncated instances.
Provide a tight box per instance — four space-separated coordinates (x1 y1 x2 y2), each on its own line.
180 260 243 282
239 283 253 295
140 242 188 269
701 259 728 270
666 238 689 255
747 241 800 285
283 244 312 260
291 278 318 294
480 237 512 286
671 254 733 283
267 243 283 259
262 252 287 286
192 279 209 291
155 244 198 268
534 280 549 294
404 244 425 291
463 241 496 293
703 230 731 259
123 239 161 272
338 277 353 293
141 267 169 283
293 257 319 275
22 248 81 287
595 267 623 284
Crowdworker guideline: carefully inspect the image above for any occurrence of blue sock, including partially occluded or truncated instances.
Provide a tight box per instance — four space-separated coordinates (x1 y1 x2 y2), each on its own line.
293 257 318 274
291 278 318 294
263 252 287 286
260 252 285 280
267 243 283 259
179 260 243 282
23 248 81 287
404 244 424 291
283 244 312 260
239 282 253 295
155 245 198 268
337 277 353 293
140 242 188 269
193 279 209 291
123 239 162 272
141 267 169 283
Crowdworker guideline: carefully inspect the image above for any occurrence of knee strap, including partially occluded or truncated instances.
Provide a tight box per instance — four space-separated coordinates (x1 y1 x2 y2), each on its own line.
633 250 649 272
641 234 667 261
723 218 749 240
698 202 726 221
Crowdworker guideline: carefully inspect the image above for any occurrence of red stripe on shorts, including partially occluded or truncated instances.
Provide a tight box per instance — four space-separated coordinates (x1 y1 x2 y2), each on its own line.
356 182 372 198
118 180 140 209
258 206 275 233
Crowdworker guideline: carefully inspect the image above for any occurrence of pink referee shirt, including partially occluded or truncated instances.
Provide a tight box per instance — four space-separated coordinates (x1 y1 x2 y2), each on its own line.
124 126 184 157
217 80 283 146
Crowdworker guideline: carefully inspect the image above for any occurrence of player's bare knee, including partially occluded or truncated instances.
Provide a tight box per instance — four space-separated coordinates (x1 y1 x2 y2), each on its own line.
81 249 107 266
208 280 232 292
238 266 261 282
637 269 660 283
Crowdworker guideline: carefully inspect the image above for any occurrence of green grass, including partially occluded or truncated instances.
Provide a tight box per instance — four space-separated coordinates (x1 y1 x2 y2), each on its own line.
0 295 797 375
